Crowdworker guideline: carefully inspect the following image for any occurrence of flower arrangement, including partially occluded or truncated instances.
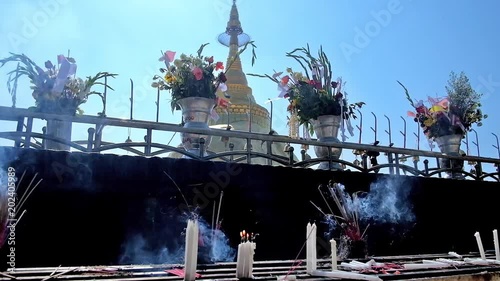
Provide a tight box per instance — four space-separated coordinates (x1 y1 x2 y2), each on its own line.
0 53 117 115
249 45 364 137
152 42 257 112
399 71 487 140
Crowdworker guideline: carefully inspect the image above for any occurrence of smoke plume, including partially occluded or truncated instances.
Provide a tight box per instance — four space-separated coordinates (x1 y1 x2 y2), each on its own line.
358 176 415 224
119 212 235 265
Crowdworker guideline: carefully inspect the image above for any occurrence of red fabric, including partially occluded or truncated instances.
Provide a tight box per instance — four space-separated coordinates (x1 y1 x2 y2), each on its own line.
166 268 201 278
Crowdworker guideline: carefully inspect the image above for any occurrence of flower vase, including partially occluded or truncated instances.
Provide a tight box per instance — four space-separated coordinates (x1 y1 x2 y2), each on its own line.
37 99 77 151
177 97 215 158
311 115 343 170
288 108 300 139
45 119 73 151
435 134 464 178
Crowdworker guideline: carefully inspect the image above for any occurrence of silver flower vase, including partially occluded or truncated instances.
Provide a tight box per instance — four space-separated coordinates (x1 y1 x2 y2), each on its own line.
45 119 73 151
311 115 343 170
435 134 464 178
177 97 215 157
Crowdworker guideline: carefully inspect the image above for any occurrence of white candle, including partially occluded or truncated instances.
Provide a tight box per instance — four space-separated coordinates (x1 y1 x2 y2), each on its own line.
184 220 199 281
312 224 317 271
244 243 250 277
248 242 256 276
474 232 486 260
236 243 243 277
242 243 249 277
306 223 311 273
330 239 337 270
494 229 500 261
306 223 317 274
236 241 255 278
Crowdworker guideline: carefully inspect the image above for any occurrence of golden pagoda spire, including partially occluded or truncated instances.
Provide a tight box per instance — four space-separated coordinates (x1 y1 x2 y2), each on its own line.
217 0 254 103
212 0 270 129
225 0 245 83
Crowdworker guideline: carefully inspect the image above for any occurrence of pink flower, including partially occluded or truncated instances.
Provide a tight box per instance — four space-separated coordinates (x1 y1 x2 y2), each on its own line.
159 51 176 63
281 75 290 85
216 96 231 108
192 67 203 80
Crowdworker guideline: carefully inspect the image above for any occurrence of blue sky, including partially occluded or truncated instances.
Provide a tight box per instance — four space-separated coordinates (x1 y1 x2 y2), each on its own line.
0 0 499 169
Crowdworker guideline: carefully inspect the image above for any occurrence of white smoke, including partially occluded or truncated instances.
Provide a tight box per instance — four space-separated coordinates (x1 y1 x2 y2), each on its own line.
358 176 415 224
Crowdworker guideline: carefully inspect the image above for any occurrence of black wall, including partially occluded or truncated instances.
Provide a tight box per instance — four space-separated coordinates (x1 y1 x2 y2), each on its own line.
0 147 499 269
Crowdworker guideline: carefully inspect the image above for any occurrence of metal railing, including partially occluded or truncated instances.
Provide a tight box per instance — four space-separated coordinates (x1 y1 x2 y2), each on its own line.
0 106 499 181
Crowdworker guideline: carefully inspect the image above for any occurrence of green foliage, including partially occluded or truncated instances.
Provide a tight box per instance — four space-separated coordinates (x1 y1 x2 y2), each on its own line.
446 71 486 129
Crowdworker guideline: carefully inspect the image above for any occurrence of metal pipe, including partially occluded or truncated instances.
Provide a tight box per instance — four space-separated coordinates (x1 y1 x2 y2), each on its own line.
370 112 378 145
247 94 252 133
268 98 273 132
156 85 161 123
492 133 500 159
356 109 363 144
103 76 107 116
413 122 420 150
400 116 407 149
471 129 480 156
384 115 393 147
130 79 134 120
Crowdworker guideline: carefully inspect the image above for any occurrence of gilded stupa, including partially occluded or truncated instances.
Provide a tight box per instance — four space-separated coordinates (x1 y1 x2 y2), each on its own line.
168 0 292 164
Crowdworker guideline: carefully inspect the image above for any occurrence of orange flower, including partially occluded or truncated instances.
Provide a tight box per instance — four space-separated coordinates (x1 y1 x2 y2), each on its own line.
192 67 203 80
215 62 224 70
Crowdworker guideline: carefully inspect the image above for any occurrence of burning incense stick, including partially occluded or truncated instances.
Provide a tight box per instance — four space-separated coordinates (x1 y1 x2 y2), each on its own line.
2 171 41 247
215 191 224 230
317 185 334 215
163 171 191 214
16 176 43 213
309 201 327 217
41 268 77 281
309 201 343 225
284 223 316 278
328 185 349 220
48 265 61 277
361 223 370 239
15 170 27 193
211 203 216 231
